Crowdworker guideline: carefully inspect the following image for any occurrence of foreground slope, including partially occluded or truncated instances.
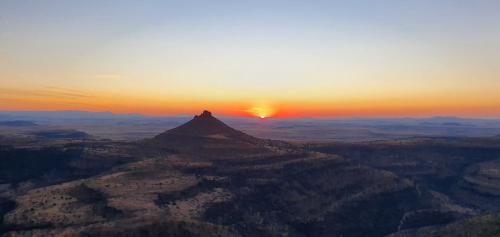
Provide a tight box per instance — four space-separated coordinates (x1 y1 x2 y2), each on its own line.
2 111 496 237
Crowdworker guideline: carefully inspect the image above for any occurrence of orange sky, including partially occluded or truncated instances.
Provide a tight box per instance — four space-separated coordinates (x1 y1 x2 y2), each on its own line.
1 87 499 118
1 1 500 118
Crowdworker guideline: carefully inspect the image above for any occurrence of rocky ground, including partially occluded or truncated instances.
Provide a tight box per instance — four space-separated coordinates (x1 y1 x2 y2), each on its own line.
2 112 500 237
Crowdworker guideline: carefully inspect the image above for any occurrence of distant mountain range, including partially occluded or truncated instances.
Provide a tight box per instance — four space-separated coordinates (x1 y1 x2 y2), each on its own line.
2 110 500 142
1 110 499 122
0 120 38 127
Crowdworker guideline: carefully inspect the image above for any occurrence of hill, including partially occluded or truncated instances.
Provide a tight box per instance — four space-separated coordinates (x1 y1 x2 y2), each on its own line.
145 111 283 159
3 111 500 237
154 111 258 142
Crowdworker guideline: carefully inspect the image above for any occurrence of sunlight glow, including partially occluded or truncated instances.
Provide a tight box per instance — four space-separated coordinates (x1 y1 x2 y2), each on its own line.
245 106 276 118
1 1 500 117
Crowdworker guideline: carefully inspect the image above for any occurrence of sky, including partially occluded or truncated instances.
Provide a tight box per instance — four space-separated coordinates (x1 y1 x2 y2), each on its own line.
1 0 500 118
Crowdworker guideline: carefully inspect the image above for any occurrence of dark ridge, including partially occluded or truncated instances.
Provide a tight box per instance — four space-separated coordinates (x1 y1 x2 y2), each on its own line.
0 120 38 127
0 198 16 235
155 178 220 207
68 184 122 219
31 129 90 140
0 146 83 184
69 184 106 204
81 220 234 237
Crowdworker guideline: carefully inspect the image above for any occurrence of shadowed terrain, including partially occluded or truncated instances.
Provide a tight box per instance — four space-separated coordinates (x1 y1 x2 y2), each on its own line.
1 111 500 237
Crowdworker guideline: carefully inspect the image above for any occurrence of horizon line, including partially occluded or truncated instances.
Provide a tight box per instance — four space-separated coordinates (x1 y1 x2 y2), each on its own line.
1 109 500 120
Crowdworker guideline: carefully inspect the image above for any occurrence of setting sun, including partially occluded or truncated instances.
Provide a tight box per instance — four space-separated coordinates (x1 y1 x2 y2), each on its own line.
2 2 500 236
245 106 276 119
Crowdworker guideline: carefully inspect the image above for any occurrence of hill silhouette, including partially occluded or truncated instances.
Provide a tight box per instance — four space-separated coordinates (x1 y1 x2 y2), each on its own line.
146 111 272 158
154 110 259 143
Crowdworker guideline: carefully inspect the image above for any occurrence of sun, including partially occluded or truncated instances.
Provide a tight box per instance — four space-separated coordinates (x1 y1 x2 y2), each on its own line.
245 106 276 119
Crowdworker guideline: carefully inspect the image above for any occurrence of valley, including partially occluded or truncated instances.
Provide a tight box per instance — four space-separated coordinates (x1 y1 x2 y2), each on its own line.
1 112 500 236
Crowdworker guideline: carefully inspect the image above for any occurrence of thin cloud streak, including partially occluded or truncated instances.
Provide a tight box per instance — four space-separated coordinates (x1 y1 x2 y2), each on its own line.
0 87 94 99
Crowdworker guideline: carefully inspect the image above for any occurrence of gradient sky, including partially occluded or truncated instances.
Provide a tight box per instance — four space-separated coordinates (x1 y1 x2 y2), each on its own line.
1 0 500 118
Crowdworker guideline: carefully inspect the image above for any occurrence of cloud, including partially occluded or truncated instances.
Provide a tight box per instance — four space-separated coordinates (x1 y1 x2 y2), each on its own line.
0 87 93 99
